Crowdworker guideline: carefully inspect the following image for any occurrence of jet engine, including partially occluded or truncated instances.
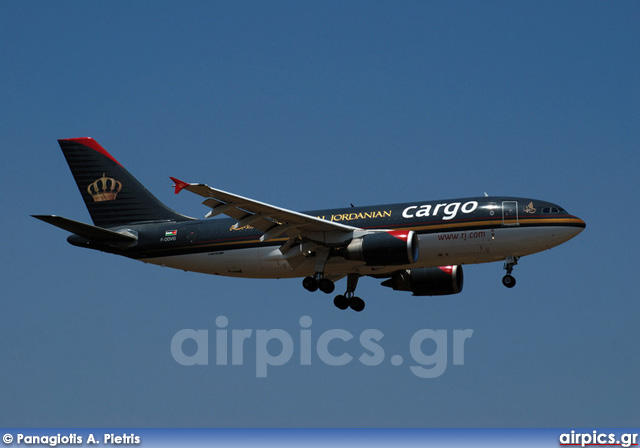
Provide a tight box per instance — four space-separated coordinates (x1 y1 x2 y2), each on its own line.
381 265 464 296
344 230 418 266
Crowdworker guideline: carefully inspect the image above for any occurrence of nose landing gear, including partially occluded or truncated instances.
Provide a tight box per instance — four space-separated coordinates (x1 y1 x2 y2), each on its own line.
502 256 519 288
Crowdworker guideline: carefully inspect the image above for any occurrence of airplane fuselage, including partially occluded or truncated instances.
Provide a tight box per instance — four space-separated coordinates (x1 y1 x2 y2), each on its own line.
69 196 585 279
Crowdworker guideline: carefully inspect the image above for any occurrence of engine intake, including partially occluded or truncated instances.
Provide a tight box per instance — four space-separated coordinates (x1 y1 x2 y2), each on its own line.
345 230 418 266
381 265 464 296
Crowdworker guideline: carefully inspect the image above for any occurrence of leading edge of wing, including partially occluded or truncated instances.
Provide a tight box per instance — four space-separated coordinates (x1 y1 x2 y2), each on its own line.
170 177 360 240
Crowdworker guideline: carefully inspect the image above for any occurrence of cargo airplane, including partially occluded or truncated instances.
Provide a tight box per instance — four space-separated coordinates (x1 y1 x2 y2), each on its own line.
34 138 586 312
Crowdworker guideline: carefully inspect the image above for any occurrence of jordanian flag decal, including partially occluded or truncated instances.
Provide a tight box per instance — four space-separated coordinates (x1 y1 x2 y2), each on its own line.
165 230 178 237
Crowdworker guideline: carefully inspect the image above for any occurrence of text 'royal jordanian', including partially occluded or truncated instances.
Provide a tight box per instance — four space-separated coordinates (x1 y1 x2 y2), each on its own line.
34 138 586 312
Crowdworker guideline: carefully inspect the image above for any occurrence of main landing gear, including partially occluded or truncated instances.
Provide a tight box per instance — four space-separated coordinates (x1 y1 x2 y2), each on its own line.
502 256 519 288
333 274 365 312
302 274 335 294
302 247 336 295
301 248 365 312
302 273 365 312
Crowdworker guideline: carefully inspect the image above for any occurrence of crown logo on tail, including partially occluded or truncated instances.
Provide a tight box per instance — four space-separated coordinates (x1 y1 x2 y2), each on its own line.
87 172 122 202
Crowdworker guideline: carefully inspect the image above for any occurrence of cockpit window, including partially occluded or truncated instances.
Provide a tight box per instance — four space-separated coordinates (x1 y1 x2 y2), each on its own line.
542 206 564 214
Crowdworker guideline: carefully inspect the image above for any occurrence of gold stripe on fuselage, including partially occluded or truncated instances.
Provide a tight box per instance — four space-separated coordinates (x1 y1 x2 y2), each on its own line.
143 216 584 255
390 216 584 234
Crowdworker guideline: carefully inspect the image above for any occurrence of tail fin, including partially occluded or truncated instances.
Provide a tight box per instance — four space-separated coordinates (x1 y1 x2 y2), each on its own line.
58 138 190 227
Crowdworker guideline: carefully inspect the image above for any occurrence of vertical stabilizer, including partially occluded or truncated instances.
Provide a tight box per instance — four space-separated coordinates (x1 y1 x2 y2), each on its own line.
58 138 190 227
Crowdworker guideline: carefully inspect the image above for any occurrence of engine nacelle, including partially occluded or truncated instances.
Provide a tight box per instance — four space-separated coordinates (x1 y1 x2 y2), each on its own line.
345 230 419 266
381 265 464 296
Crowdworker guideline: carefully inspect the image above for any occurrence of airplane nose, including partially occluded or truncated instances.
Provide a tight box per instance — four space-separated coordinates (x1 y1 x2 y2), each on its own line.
548 215 585 246
567 216 586 238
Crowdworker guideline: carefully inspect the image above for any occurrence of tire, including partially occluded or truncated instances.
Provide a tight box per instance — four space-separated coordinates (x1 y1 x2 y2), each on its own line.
502 275 516 288
319 278 335 294
333 295 349 310
302 276 319 292
350 296 365 312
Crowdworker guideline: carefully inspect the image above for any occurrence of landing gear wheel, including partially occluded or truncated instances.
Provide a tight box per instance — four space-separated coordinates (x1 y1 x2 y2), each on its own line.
333 295 349 310
502 256 519 289
349 296 365 312
302 276 319 292
318 278 335 294
502 275 516 288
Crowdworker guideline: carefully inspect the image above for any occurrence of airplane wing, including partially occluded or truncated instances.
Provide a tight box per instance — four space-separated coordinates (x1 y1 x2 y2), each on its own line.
170 177 360 243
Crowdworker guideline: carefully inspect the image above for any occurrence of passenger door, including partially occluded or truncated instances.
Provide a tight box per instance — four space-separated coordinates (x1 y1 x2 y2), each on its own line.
502 201 519 226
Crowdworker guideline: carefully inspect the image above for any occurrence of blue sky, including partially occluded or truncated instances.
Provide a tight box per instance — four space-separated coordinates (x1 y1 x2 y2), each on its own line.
1 1 638 427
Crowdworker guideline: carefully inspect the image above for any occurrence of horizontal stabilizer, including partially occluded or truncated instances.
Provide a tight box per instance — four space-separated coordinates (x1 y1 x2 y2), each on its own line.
31 215 137 243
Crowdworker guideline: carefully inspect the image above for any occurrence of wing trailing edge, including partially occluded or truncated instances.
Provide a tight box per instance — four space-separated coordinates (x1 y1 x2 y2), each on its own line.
169 177 359 242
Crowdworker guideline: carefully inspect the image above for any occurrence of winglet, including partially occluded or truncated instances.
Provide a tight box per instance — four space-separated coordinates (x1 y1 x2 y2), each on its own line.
170 177 190 194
